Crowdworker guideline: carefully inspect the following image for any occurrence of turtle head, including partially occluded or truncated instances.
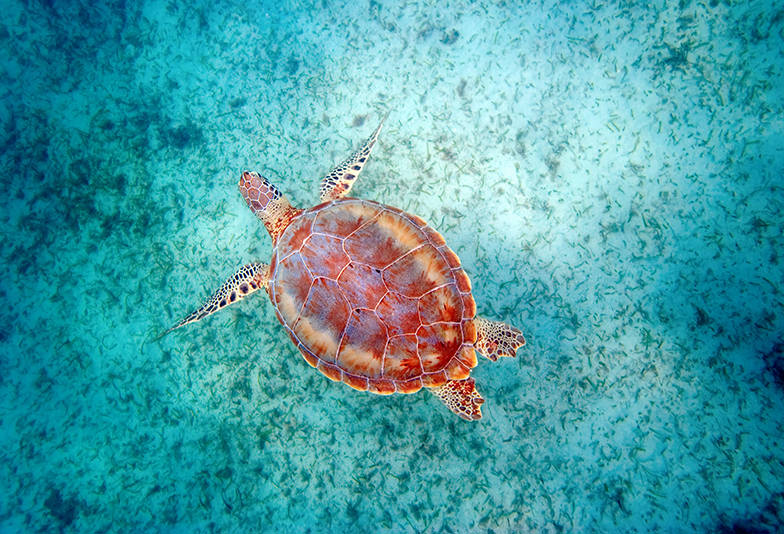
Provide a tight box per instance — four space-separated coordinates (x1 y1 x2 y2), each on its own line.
239 171 301 244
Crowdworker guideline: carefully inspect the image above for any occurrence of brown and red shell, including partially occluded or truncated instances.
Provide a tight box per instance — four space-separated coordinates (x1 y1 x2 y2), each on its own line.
268 198 478 394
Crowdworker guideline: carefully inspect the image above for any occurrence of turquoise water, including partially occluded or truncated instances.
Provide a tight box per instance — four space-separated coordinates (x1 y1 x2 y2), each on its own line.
2 0 783 532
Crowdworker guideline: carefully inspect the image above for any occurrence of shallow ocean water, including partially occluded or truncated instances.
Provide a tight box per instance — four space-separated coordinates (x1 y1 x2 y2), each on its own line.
1 0 783 532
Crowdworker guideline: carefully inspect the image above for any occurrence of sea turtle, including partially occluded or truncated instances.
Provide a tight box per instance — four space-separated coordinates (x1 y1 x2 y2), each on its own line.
165 119 525 420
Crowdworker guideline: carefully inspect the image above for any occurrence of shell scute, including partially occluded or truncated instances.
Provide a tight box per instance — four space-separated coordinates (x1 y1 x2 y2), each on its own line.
421 370 448 388
336 309 385 377
294 277 350 363
383 334 423 380
376 291 420 336
417 322 463 372
273 253 311 325
368 378 396 395
337 262 387 311
462 292 477 319
440 246 461 269
424 226 447 246
299 345 318 368
459 346 478 369
344 210 425 268
383 246 452 298
300 234 348 279
317 360 343 382
454 269 472 292
462 319 478 345
343 373 369 391
312 200 381 237
394 377 423 394
418 284 463 325
278 216 312 252
444 357 472 380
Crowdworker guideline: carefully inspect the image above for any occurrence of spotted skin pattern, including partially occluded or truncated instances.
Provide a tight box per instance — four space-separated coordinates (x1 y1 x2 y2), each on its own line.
475 317 526 361
162 262 269 336
431 377 484 421
319 119 384 201
164 118 527 420
240 171 302 243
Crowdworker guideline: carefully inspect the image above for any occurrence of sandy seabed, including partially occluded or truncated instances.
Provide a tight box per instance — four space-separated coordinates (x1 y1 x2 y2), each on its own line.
1 0 782 532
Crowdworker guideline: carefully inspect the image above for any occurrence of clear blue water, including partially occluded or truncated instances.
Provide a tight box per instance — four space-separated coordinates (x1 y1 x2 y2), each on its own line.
1 0 783 532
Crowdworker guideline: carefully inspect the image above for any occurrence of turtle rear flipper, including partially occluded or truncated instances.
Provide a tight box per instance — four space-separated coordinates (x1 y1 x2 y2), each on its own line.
475 317 526 361
430 378 484 421
159 262 270 338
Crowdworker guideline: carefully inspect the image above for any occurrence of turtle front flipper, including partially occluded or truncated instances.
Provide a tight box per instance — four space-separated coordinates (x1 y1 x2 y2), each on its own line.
430 378 484 421
160 262 270 337
319 117 385 202
474 317 526 361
